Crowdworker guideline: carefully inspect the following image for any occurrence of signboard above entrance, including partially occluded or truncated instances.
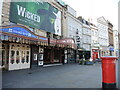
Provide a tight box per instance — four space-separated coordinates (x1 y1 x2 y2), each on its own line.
10 1 61 35
0 25 48 41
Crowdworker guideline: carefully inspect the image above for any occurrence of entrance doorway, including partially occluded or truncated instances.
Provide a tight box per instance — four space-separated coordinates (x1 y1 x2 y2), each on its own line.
0 43 9 70
31 45 39 68
9 43 30 70
44 48 52 64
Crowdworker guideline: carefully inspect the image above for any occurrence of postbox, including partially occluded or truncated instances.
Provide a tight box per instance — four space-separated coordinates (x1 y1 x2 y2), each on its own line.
100 56 117 88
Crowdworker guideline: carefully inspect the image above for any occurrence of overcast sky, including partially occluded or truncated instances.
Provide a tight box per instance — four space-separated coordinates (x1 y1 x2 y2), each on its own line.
63 0 119 30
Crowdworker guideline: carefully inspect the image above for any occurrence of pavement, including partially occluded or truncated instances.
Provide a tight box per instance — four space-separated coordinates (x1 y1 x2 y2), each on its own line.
3 62 102 88
2 61 120 89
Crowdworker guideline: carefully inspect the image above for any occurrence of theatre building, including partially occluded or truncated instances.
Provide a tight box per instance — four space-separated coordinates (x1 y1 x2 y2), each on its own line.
0 1 76 70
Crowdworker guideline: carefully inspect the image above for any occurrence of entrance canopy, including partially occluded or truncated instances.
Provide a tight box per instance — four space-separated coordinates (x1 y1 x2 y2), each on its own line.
0 25 77 49
56 38 77 49
0 25 48 46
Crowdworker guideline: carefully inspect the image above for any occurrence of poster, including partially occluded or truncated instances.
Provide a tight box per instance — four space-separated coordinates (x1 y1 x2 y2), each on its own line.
34 54 37 60
10 1 61 35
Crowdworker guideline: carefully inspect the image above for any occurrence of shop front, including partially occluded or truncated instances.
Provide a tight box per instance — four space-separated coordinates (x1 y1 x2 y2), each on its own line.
43 38 65 65
0 25 48 70
67 49 76 63
92 49 99 61
100 47 109 57
84 51 91 60
1 41 31 71
76 48 84 63
9 43 30 70
56 38 77 64
30 45 44 68
43 47 64 65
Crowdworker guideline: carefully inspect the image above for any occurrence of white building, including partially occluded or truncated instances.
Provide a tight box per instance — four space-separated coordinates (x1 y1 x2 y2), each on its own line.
66 5 83 62
113 30 119 57
83 24 91 51
97 16 109 56
90 23 99 47
66 6 82 45
80 18 91 59
90 23 100 60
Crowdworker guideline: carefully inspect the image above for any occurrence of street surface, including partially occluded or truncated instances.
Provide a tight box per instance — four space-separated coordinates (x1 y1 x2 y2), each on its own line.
3 63 102 88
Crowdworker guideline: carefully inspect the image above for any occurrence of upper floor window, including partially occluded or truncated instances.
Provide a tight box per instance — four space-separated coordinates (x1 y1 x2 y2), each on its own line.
76 29 79 34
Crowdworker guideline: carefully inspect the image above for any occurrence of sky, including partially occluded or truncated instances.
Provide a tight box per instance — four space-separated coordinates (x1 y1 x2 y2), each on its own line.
63 0 119 30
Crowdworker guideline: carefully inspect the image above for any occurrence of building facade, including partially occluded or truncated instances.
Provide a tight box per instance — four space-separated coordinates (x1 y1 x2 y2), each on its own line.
0 0 76 70
97 16 109 57
80 18 91 59
107 21 114 56
65 5 82 63
90 23 100 61
113 30 119 57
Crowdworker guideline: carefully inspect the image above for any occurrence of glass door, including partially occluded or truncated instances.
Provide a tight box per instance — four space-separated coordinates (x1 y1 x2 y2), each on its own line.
9 43 30 70
9 44 20 70
20 45 30 69
0 44 6 69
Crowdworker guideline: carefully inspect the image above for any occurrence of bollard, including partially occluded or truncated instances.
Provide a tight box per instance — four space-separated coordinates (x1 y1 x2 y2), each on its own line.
100 56 117 88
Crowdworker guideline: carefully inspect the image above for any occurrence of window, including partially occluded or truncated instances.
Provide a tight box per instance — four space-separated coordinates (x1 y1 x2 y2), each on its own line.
16 51 20 64
76 29 79 34
10 51 15 64
11 45 15 49
21 51 25 63
2 50 5 66
69 25 71 30
69 35 72 37
26 46 29 50
26 51 29 63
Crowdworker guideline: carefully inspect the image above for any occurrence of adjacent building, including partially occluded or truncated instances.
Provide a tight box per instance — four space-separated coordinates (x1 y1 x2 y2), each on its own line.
113 30 119 57
78 17 91 59
107 21 114 56
97 16 109 56
90 23 100 60
64 5 82 63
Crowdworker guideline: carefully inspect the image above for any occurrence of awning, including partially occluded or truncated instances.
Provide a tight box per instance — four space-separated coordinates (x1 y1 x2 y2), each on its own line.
56 38 77 49
47 38 77 48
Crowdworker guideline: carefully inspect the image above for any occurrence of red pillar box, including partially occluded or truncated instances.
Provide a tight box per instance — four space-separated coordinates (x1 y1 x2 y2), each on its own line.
101 56 117 88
